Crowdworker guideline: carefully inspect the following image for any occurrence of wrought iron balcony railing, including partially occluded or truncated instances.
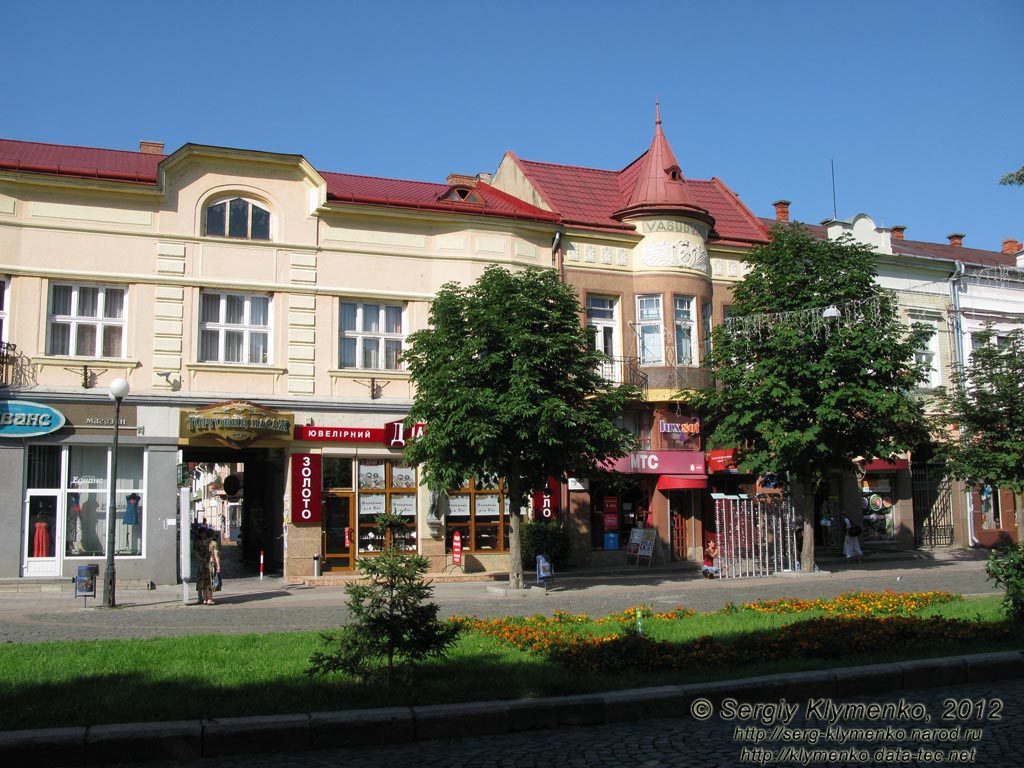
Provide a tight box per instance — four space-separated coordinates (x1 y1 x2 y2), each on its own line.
0 342 16 388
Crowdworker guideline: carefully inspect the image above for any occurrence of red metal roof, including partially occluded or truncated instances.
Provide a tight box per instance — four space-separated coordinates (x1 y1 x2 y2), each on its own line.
0 138 161 184
759 217 1013 268
320 170 559 223
615 103 711 223
513 152 769 245
0 138 559 224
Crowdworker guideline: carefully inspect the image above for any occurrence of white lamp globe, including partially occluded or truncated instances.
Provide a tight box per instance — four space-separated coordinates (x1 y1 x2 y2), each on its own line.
109 378 131 401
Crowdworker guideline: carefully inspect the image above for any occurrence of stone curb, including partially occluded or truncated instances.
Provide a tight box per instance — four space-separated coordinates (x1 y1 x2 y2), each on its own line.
2 650 1021 767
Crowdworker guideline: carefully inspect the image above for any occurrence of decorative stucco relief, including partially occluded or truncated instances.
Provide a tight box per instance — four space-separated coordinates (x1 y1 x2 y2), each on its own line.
641 238 709 274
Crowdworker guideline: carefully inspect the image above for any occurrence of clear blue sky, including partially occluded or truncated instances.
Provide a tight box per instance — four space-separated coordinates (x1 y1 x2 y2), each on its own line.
5 0 1022 252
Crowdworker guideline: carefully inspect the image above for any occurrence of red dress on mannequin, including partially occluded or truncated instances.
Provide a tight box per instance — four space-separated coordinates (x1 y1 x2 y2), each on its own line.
33 521 52 557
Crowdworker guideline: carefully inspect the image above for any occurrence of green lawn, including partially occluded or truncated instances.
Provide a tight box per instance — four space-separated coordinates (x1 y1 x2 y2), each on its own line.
0 592 1020 731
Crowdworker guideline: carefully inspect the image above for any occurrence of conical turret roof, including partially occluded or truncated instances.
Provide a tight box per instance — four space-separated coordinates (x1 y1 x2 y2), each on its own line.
614 102 714 227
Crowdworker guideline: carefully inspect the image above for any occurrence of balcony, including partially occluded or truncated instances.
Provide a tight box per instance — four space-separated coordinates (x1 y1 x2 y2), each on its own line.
0 342 16 388
642 364 715 393
597 356 648 398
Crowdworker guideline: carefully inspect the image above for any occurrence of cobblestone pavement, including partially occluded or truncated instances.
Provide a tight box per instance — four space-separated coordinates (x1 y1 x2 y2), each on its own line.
125 678 1024 768
0 547 1000 644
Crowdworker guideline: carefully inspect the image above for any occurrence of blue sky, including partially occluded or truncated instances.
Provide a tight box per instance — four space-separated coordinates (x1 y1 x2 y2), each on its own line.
5 0 1022 252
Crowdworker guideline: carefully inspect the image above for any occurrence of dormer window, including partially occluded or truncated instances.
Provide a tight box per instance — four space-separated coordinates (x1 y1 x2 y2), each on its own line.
205 197 271 240
440 186 483 204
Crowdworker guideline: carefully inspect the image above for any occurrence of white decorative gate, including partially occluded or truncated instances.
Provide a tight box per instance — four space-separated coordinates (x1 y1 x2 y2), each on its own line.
712 493 798 579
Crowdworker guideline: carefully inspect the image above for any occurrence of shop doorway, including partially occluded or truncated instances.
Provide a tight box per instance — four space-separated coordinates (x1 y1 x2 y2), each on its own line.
23 492 59 577
323 493 355 571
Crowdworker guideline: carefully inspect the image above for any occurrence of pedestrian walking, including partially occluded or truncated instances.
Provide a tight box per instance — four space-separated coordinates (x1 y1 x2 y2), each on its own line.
195 529 222 605
843 513 864 562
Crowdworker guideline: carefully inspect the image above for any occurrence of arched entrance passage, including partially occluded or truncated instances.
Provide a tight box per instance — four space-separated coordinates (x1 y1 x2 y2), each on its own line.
180 447 287 574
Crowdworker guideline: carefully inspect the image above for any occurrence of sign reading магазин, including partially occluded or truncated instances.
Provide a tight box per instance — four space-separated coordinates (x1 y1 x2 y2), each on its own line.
0 401 66 438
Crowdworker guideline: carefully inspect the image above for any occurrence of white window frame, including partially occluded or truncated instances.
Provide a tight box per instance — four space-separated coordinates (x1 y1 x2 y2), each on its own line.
339 301 405 370
198 291 272 365
0 277 8 343
702 300 713 363
587 295 621 382
911 313 941 389
204 196 272 240
635 295 664 366
47 283 127 358
673 295 695 366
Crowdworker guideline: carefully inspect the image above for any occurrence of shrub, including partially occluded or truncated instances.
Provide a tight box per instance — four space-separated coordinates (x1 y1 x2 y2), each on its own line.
308 547 460 685
520 520 570 570
986 543 1024 622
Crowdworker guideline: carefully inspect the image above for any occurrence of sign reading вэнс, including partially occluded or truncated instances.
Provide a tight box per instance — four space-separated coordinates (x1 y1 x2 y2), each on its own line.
0 401 66 438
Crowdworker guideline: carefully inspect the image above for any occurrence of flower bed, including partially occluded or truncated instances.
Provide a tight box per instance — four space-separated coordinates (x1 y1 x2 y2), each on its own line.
455 591 1010 675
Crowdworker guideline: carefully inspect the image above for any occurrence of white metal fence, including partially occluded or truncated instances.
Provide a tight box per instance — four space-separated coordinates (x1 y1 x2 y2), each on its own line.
711 493 799 579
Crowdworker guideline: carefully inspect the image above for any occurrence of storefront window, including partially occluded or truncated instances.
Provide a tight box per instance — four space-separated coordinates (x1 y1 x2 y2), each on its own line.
446 477 508 554
26 444 146 561
356 460 417 554
860 473 896 541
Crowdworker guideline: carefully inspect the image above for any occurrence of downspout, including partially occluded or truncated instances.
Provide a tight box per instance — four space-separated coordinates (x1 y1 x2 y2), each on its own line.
949 260 979 546
552 230 564 282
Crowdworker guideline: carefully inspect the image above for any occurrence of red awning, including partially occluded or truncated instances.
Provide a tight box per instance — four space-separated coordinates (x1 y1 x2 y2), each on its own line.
656 475 708 491
865 459 910 472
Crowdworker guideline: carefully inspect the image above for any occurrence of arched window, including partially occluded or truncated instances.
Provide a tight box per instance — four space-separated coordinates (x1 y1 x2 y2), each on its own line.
204 197 271 240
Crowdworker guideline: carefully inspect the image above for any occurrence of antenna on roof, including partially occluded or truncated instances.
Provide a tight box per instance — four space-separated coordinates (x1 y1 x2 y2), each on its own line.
831 159 838 220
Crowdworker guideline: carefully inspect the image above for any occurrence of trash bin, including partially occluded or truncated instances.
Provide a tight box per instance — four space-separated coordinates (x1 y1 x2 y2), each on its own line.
75 564 98 598
313 554 321 578
603 532 619 551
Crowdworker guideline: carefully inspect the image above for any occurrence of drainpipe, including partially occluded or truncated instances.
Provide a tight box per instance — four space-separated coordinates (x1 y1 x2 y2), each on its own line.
949 261 979 547
552 230 565 282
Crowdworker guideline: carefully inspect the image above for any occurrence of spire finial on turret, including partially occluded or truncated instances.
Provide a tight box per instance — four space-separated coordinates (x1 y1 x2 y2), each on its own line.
656 99 661 126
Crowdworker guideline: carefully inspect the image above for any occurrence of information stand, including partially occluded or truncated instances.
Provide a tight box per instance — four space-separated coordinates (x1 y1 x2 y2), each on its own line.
627 528 657 567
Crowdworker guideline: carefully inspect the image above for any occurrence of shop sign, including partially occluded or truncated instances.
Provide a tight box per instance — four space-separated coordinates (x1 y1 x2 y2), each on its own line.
605 451 705 475
452 531 463 566
531 477 561 521
181 401 294 448
708 449 738 473
385 420 426 447
655 411 700 449
295 426 384 442
291 453 322 523
0 401 66 438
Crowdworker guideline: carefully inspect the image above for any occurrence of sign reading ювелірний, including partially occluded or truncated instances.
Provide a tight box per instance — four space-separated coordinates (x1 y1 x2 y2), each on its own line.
0 401 66 438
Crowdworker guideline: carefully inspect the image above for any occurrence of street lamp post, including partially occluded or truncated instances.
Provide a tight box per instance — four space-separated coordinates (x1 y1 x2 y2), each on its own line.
102 378 131 608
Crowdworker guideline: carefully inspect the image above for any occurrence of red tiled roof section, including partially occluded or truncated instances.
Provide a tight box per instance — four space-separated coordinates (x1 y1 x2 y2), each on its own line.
516 155 768 244
0 139 162 184
758 217 1013 268
321 171 558 223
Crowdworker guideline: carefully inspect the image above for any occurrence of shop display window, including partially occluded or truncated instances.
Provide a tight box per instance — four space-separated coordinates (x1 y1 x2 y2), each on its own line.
26 444 147 561
860 473 896 541
445 477 508 554
355 460 417 554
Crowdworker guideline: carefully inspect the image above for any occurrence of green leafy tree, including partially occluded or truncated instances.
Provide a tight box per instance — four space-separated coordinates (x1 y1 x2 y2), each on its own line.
1000 166 1024 186
402 265 639 590
933 327 1024 539
683 223 933 571
307 517 459 685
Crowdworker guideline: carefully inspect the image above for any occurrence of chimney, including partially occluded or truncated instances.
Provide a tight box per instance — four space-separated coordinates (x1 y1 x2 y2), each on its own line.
446 173 478 187
946 232 965 248
1002 238 1021 255
890 225 906 241
139 141 164 155
773 200 791 222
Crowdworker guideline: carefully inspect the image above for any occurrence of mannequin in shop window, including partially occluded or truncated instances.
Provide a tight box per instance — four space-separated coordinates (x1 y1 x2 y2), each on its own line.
67 493 83 555
123 493 140 551
33 512 53 558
